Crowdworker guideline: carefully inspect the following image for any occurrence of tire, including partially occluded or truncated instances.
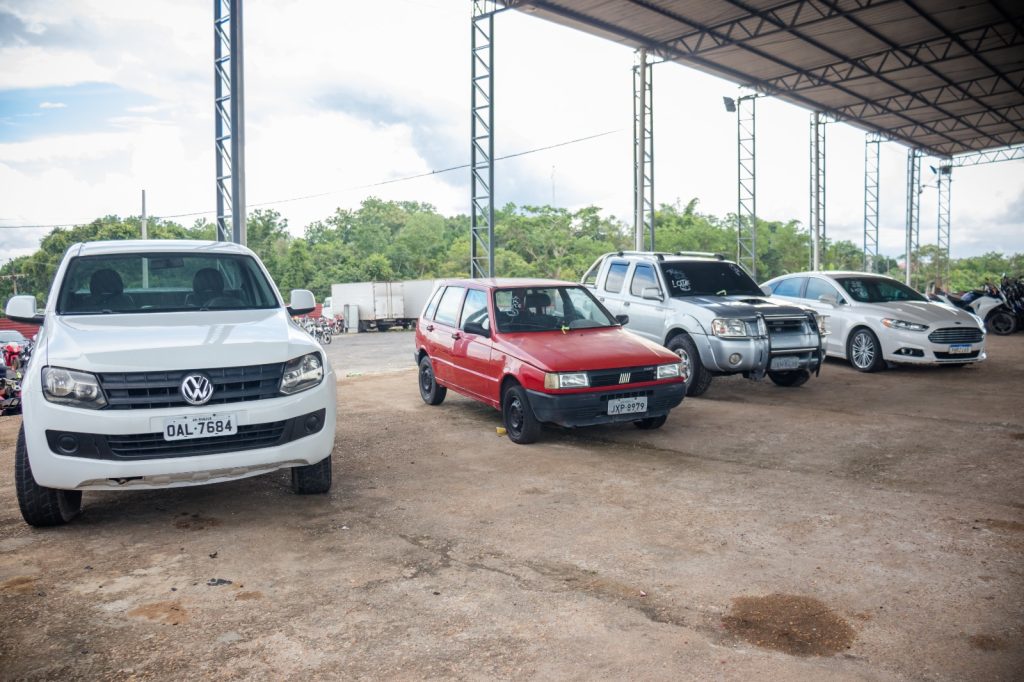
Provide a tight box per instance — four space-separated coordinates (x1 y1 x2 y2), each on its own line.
767 369 811 387
290 455 332 494
377 324 391 333
634 415 668 430
319 331 332 345
502 383 541 444
418 356 447 405
15 425 82 527
846 328 885 372
666 334 712 397
986 310 1016 336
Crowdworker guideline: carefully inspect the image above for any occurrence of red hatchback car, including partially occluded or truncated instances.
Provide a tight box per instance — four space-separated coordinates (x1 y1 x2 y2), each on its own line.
414 279 688 443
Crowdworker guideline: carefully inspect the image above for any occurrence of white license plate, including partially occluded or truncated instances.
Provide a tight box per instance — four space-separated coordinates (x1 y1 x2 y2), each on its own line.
771 355 801 370
948 344 971 355
164 413 238 441
608 396 648 416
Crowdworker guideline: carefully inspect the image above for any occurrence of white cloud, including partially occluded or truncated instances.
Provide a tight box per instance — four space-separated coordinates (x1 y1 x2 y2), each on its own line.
38 101 66 109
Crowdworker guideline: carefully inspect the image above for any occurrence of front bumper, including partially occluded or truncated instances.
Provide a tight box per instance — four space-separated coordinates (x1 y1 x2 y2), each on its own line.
882 330 986 365
22 374 336 491
697 334 822 376
526 381 686 428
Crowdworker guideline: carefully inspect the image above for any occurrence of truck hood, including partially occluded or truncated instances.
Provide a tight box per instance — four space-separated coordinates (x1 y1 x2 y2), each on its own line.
853 300 983 326
681 295 813 318
44 309 319 373
498 327 678 373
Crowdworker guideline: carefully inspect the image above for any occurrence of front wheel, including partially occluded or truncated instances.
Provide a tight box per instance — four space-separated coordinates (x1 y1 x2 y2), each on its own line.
666 334 712 397
319 331 332 345
847 328 885 372
767 369 811 387
986 310 1016 335
15 425 82 526
291 455 332 494
502 384 541 444
634 415 667 430
418 356 446 405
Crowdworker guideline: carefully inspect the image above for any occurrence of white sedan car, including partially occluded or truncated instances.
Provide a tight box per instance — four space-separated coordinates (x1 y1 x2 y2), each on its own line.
762 271 986 372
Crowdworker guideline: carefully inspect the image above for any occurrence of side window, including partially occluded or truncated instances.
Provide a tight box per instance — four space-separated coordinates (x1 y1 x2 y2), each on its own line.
604 261 629 293
630 264 659 297
804 278 838 302
581 260 601 288
423 286 444 320
460 288 490 332
434 286 465 327
773 277 806 297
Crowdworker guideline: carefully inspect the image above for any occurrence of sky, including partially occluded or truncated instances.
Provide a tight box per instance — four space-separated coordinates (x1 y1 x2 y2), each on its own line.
1 0 1022 268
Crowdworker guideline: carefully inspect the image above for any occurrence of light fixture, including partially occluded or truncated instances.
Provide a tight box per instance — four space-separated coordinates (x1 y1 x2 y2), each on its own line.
723 96 736 113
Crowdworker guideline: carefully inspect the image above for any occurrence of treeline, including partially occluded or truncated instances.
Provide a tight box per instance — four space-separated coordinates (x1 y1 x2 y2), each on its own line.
2 197 1021 305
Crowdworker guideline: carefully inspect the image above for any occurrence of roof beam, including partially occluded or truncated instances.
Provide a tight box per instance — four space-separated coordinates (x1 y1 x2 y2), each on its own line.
949 142 1024 166
830 72 1024 117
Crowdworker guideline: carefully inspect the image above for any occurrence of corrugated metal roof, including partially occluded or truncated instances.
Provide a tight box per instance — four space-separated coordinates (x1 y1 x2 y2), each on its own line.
507 0 1024 157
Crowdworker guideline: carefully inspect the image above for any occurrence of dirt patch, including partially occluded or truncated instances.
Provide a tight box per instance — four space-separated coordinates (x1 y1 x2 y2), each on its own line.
1009 433 1024 441
723 594 855 656
968 634 1008 651
127 600 189 625
976 518 1024 533
172 514 221 530
0 575 38 594
235 591 263 601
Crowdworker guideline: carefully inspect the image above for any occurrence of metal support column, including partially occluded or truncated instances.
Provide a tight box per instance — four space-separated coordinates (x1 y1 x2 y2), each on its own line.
904 147 922 286
214 0 246 245
936 165 952 286
863 133 880 272
736 95 757 278
633 49 654 251
809 112 826 270
470 1 497 278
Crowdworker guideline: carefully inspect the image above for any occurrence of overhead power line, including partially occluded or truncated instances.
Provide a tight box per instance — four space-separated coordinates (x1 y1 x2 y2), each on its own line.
0 128 624 230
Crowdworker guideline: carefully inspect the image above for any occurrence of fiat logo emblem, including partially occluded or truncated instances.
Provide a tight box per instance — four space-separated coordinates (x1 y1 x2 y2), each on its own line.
180 374 214 406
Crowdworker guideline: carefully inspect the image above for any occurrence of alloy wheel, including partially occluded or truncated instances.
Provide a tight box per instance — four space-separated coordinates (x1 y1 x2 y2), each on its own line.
851 332 875 369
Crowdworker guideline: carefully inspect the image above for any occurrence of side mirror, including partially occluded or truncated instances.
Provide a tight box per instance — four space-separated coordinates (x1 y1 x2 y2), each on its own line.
760 285 773 296
641 287 663 301
287 289 316 316
5 295 43 324
463 321 490 338
615 314 630 326
818 294 839 306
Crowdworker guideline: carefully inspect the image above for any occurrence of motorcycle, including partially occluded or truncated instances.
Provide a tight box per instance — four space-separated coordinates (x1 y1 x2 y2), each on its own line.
927 281 1016 335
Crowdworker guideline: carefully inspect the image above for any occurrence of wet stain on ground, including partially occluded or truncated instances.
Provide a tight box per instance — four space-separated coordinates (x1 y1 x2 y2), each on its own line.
172 514 221 531
235 591 263 601
968 634 1008 651
722 594 855 656
127 600 189 625
976 518 1024 533
0 576 38 594
1009 432 1024 441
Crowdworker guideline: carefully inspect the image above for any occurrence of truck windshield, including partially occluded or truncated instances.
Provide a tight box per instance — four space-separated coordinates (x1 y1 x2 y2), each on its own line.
56 253 280 315
660 261 762 297
493 286 617 332
834 276 927 303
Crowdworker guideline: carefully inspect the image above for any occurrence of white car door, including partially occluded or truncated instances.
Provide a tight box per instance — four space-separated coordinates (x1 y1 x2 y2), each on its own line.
621 262 669 344
596 259 630 318
802 276 851 355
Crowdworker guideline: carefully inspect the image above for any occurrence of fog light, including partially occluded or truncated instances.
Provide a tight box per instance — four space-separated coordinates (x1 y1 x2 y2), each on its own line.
729 353 742 365
304 414 322 434
57 434 79 454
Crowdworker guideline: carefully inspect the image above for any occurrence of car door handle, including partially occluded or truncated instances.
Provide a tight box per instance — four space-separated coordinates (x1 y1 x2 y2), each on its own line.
622 301 630 307
426 324 434 332
598 297 605 302
451 332 462 340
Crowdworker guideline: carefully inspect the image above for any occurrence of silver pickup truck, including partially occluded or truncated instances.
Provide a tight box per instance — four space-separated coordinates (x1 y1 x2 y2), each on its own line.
582 251 826 396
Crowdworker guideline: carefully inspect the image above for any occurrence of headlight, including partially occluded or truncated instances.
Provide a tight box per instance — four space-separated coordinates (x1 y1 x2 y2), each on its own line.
656 362 684 380
711 318 748 337
814 313 830 336
543 372 589 389
280 352 324 395
41 367 107 409
881 318 929 332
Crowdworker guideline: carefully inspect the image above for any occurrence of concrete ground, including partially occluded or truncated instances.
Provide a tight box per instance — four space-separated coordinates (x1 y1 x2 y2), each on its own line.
1 331 1022 680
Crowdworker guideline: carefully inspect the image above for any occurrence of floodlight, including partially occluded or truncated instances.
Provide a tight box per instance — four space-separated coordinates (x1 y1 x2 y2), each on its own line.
723 97 736 113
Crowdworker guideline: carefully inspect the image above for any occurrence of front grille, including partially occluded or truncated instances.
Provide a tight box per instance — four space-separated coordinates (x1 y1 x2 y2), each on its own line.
934 350 981 360
99 363 285 410
552 389 680 421
928 327 984 344
588 366 657 388
765 317 808 334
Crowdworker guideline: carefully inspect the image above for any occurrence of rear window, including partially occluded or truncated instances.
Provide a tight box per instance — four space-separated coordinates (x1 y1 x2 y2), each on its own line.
772 277 806 297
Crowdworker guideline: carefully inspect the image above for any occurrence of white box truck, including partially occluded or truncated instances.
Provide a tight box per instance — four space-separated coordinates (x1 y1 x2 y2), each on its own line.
331 281 407 332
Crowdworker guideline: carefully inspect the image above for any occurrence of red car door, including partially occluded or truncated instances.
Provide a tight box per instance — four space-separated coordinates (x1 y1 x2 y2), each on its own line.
425 285 466 385
449 287 499 404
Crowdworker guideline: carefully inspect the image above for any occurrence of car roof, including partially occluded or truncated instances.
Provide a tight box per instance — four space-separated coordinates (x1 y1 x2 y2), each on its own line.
603 251 729 263
767 270 895 281
437 278 580 289
72 240 256 257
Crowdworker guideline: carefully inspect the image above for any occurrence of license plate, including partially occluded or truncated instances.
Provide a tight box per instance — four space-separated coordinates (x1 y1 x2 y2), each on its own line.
164 413 238 441
771 355 801 370
608 396 648 416
948 344 971 354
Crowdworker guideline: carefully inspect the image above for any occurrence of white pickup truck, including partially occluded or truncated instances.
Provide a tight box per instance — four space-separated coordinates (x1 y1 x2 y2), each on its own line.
583 251 827 396
5 240 337 526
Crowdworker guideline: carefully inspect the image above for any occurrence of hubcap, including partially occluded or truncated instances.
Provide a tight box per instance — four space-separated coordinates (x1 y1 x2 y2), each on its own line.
851 332 875 368
674 347 693 386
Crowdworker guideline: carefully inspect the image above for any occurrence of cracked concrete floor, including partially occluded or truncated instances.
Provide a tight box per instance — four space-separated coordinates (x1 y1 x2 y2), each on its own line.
1 334 1022 680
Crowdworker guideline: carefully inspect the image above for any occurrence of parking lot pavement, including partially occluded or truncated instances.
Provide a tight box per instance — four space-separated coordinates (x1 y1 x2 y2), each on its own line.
1 336 1022 679
321 328 415 377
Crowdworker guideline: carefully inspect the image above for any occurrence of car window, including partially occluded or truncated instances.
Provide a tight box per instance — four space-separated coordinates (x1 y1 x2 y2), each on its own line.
804 278 839 302
493 286 616 332
433 286 465 327
772 277 806 297
423 286 444 320
460 288 490 332
604 261 628 293
660 261 762 297
630 264 659 297
581 259 601 288
836 277 927 303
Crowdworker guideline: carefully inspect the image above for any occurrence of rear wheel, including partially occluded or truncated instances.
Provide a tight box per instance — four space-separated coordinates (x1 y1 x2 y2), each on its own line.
377 324 391 333
418 356 446 405
767 369 810 387
666 334 712 397
633 415 667 430
15 425 82 527
847 328 885 372
290 455 332 494
502 384 541 444
986 310 1016 335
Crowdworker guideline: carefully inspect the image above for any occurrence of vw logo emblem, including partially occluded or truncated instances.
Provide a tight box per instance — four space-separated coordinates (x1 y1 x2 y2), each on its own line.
180 374 214 406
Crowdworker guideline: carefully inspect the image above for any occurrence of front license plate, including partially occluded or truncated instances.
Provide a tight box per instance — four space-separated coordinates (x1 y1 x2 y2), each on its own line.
164 414 238 441
948 344 971 354
771 355 801 370
607 396 648 416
